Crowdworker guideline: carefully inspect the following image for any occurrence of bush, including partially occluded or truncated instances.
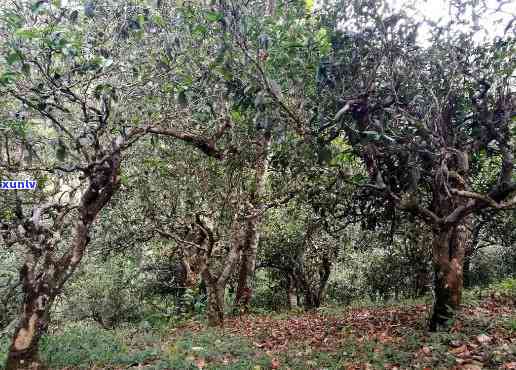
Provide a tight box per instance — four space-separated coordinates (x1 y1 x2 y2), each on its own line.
40 323 128 368
489 278 516 300
326 280 361 305
58 257 145 328
251 271 289 311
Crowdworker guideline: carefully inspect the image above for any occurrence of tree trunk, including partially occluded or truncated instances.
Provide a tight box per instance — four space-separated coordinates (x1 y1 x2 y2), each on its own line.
5 291 52 370
234 218 259 308
200 213 244 327
234 132 271 307
206 283 225 327
430 221 468 331
5 154 121 370
286 275 297 309
463 254 471 288
303 291 319 310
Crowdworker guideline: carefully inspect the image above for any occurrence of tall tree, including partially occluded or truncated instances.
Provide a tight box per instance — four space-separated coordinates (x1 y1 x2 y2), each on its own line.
313 0 515 329
0 1 232 366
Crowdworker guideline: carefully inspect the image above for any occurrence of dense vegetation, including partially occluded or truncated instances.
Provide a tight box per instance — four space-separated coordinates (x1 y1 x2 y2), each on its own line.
0 0 514 369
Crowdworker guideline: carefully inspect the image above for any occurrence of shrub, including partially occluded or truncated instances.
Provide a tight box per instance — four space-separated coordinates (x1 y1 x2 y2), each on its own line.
59 257 145 328
40 323 128 368
489 278 516 301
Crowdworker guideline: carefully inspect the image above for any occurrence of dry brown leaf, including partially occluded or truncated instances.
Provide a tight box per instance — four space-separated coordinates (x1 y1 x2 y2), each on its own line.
271 358 281 369
450 344 468 354
194 358 206 369
476 334 492 344
460 361 483 370
421 346 432 355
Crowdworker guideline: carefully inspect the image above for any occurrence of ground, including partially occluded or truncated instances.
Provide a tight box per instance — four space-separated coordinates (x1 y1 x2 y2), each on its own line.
0 294 514 369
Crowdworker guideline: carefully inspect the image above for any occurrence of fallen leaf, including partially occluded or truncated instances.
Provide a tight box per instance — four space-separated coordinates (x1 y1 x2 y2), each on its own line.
503 363 516 369
476 334 492 344
271 358 280 369
194 358 206 369
461 361 483 370
421 346 432 355
450 344 468 354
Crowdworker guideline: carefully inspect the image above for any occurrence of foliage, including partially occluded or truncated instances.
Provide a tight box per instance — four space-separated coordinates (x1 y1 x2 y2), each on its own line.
59 256 145 328
0 0 514 368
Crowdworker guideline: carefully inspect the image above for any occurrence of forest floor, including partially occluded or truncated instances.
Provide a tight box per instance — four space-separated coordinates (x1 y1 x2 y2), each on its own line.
1 294 515 369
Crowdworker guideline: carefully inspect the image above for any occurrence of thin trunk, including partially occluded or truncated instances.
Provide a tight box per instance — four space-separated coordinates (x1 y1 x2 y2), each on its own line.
463 255 471 288
234 132 271 307
295 273 319 310
234 216 259 308
201 215 244 326
316 257 331 306
206 283 225 327
287 274 297 309
430 220 468 331
303 291 319 309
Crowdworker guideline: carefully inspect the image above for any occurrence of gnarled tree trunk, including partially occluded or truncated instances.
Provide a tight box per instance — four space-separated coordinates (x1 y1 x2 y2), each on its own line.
198 214 244 327
5 153 121 369
5 288 52 370
430 219 470 331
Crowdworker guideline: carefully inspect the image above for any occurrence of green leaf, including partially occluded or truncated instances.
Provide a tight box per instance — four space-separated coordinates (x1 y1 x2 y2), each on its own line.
56 140 67 161
305 0 314 13
205 11 223 22
37 175 49 189
0 71 17 86
21 63 31 76
317 146 333 164
31 0 47 14
3 12 23 30
381 134 396 143
192 25 207 37
120 174 129 187
137 14 146 28
315 28 331 56
362 131 381 141
177 90 188 107
153 14 165 27
6 51 23 66
15 28 38 39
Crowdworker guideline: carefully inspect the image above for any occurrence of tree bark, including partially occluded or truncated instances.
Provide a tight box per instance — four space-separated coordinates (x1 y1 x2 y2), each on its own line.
286 274 298 309
234 215 260 308
430 221 468 331
200 214 244 326
206 282 225 327
234 132 271 307
5 153 121 369
5 293 51 370
463 254 471 288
